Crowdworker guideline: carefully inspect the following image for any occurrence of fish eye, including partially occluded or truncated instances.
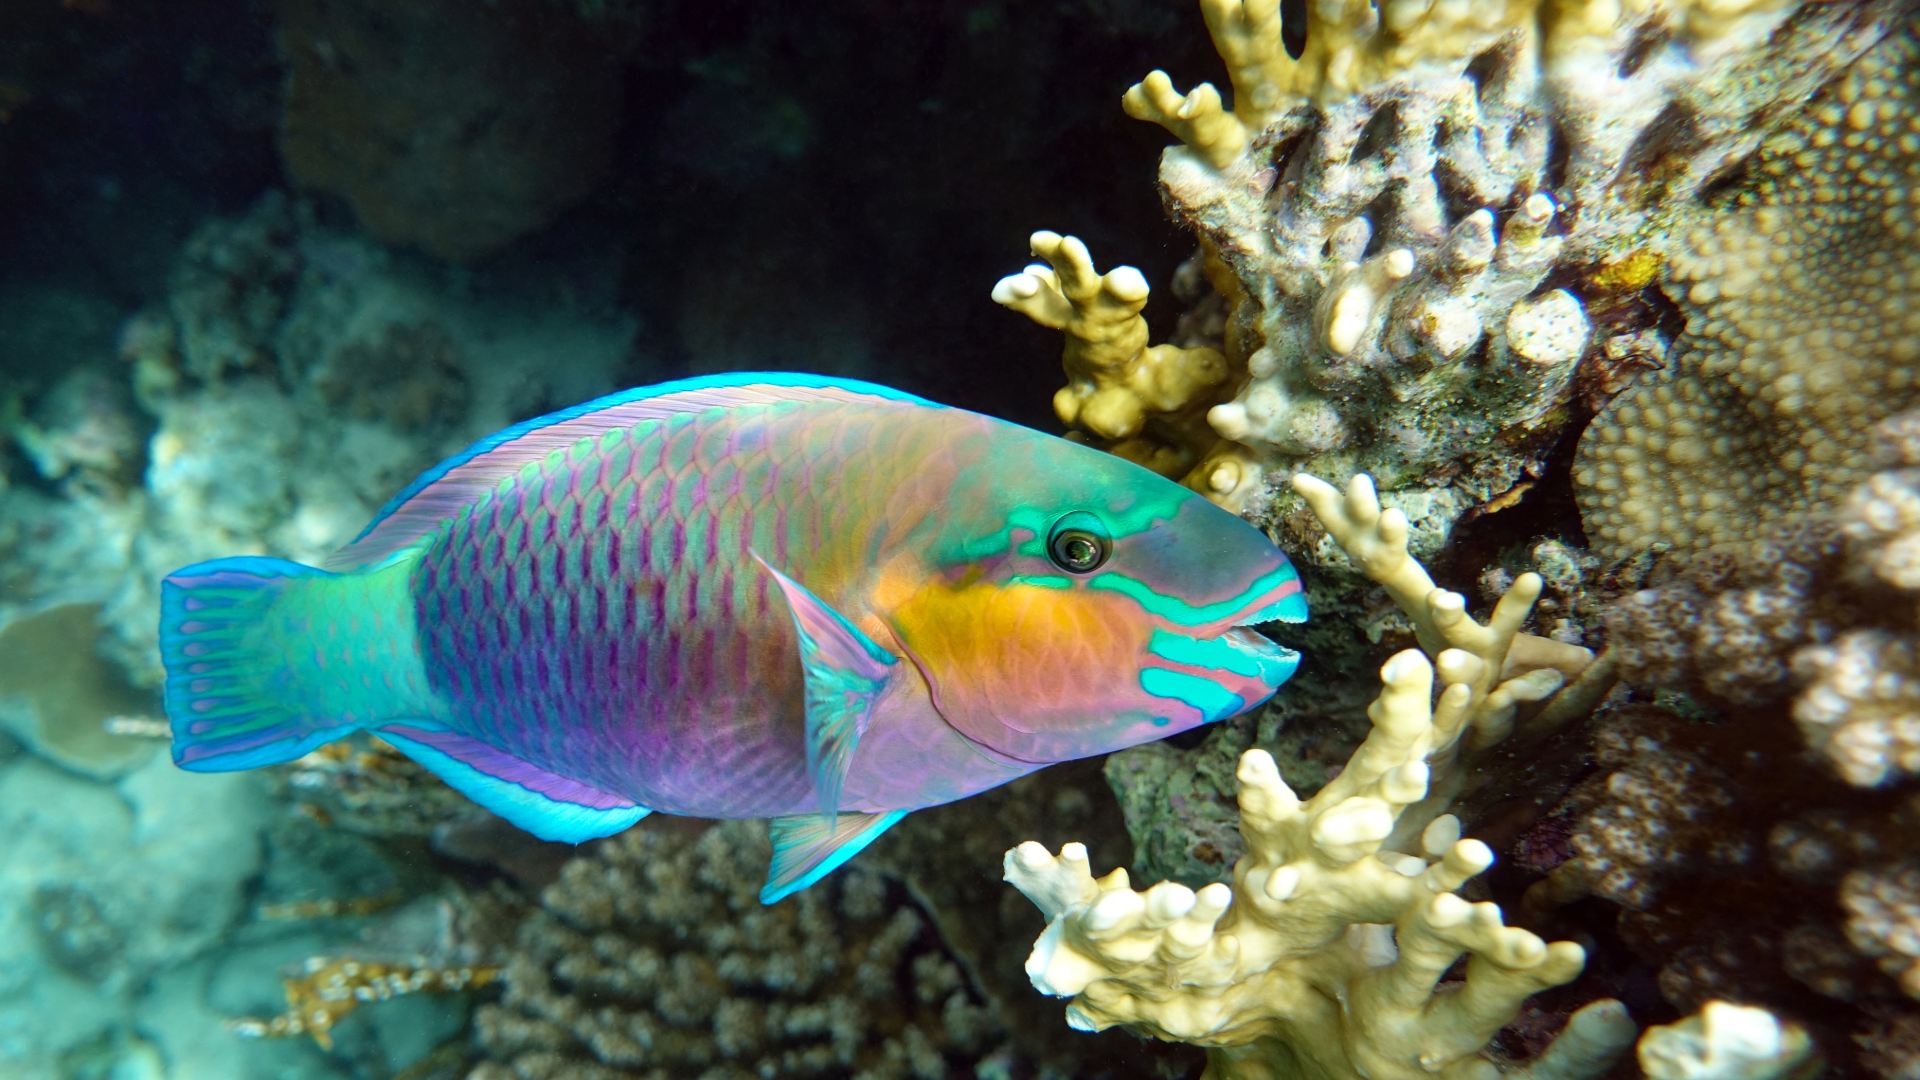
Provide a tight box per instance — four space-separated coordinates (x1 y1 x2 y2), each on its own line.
1046 512 1111 574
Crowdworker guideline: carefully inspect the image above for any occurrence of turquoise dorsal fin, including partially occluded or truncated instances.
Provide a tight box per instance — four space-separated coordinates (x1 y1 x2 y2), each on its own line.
751 551 900 825
762 810 909 904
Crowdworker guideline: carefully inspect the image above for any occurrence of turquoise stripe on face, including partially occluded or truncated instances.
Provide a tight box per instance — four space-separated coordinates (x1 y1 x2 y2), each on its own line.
1139 668 1247 722
1091 562 1302 626
1148 629 1296 685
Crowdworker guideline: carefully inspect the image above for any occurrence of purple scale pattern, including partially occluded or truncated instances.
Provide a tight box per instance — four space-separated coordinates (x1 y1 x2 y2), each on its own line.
408 400 972 819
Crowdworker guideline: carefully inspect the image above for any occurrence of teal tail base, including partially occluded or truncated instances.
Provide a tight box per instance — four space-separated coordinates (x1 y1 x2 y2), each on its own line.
161 555 354 771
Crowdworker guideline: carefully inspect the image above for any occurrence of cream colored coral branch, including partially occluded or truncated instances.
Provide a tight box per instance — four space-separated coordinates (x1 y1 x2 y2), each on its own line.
1293 472 1597 749
1004 649 1615 1080
1122 71 1250 170
993 231 1231 481
1637 1002 1814 1080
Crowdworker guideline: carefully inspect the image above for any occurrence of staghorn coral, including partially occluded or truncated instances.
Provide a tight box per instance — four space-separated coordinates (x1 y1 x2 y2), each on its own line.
1575 25 1920 560
1002 650 1623 1080
1003 0 1901 561
471 819 1000 1080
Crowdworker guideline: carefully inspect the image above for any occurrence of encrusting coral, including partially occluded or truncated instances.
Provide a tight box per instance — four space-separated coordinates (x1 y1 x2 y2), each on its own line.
471 819 1001 1080
1602 407 1920 791
1000 473 1626 1079
1001 0 1903 563
1575 25 1920 560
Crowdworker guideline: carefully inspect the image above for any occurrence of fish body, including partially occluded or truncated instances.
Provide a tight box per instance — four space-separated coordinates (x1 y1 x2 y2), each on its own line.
162 374 1306 899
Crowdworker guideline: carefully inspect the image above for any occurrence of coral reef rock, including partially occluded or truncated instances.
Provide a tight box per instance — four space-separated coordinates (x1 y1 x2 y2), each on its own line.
273 0 620 261
1002 0 1904 568
1576 25 1920 560
472 819 1002 1080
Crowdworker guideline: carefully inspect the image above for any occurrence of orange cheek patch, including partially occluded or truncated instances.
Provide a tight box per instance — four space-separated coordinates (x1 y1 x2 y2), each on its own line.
888 580 1151 743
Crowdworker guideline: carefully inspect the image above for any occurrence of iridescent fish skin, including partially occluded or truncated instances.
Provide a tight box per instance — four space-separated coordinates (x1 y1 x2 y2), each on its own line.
161 374 1306 899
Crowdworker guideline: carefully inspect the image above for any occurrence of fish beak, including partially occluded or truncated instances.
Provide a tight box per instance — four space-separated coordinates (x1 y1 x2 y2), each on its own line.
1219 624 1301 694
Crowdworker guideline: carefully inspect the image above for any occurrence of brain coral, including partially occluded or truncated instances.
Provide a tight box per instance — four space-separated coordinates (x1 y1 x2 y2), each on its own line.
1575 27 1920 559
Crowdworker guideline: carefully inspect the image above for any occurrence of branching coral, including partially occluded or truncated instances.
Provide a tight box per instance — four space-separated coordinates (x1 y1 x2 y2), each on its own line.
993 231 1232 481
275 735 480 837
1525 707 1739 914
1002 0 1899 572
1598 407 1920 789
1604 523 1848 708
1101 470 1602 889
1002 657 1615 1080
1575 26 1920 559
472 819 1000 1080
1291 473 1600 760
997 473 1632 1080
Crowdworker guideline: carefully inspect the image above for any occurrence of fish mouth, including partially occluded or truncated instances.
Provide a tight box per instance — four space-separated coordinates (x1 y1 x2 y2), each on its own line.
1216 624 1301 689
1199 580 1308 691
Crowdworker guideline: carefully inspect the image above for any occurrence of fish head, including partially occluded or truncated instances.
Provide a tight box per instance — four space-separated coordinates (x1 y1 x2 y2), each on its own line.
883 432 1308 764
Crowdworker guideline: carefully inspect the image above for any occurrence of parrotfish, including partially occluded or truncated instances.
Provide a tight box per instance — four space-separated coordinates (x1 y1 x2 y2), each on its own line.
161 374 1307 901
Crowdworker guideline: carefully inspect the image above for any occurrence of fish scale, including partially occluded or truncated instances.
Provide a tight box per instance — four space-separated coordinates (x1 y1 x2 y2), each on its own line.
414 404 903 815
160 373 1307 901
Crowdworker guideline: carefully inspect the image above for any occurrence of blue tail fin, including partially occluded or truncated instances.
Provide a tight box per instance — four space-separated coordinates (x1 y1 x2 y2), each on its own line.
161 556 357 771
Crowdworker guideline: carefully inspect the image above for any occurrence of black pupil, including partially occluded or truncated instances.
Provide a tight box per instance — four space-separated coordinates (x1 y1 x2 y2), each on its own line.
1060 534 1097 568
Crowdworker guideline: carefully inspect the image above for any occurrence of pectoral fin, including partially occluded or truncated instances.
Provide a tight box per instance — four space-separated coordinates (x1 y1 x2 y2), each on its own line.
762 810 908 904
751 551 901 824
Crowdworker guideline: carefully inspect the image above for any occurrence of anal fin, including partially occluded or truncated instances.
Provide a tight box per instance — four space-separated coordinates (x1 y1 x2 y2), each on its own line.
762 810 908 904
377 723 651 844
751 551 901 825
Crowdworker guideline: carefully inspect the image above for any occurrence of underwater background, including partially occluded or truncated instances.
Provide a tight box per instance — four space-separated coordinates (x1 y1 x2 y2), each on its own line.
2 1 1918 1078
